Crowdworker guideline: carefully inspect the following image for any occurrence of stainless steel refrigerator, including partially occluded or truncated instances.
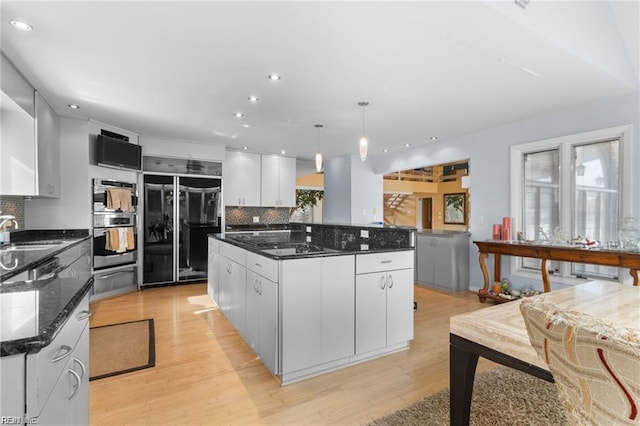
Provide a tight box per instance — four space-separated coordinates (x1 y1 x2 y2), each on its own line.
142 174 221 286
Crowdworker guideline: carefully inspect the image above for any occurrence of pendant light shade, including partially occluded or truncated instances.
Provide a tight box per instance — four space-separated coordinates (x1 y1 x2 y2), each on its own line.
358 102 369 161
314 124 323 172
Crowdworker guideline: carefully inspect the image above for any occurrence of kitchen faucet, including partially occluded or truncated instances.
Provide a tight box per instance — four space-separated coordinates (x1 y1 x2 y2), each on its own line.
0 214 19 230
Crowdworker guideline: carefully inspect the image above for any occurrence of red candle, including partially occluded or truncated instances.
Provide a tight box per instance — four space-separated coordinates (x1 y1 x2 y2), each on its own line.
492 224 502 240
502 216 511 229
502 227 511 240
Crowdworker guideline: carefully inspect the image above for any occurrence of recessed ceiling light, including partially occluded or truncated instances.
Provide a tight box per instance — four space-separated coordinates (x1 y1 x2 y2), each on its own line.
243 146 248 150
10 20 33 31
234 112 244 118
281 150 286 154
383 149 389 153
68 104 80 109
248 96 259 102
268 74 281 81
404 143 411 147
242 124 250 128
430 136 438 141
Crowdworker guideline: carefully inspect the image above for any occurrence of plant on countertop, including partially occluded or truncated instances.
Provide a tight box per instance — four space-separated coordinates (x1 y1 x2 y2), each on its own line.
290 189 324 217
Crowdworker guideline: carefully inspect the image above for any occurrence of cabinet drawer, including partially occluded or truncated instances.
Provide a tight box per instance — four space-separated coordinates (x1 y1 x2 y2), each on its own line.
26 291 90 416
220 242 246 266
246 251 278 282
356 250 414 274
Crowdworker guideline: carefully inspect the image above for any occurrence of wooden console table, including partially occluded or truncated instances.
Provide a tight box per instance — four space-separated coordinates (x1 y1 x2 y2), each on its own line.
473 240 640 301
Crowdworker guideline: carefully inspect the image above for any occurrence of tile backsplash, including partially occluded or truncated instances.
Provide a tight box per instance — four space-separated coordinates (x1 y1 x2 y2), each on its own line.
225 206 290 225
0 196 25 228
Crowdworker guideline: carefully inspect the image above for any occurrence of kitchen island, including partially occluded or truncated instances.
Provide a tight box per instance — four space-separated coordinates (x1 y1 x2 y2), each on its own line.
0 230 92 425
209 222 416 384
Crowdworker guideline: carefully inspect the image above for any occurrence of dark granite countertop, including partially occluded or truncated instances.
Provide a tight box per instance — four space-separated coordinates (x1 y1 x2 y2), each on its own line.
0 229 90 281
1 230 92 357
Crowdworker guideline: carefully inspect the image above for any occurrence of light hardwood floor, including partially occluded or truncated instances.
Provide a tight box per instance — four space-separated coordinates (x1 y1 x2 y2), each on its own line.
89 283 497 425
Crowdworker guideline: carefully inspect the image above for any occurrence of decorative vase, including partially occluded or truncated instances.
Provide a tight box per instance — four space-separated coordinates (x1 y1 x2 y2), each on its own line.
619 215 640 251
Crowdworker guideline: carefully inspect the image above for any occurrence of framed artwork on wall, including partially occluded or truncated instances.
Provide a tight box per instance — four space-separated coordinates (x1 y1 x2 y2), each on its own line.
444 192 466 225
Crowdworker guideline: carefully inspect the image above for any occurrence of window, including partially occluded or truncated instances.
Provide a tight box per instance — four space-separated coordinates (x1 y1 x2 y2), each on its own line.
510 126 633 283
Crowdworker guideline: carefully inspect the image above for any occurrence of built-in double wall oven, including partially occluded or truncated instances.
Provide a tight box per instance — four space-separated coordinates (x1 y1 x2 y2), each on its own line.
91 179 139 299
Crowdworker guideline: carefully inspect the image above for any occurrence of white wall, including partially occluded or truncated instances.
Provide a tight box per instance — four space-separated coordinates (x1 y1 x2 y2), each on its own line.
372 93 640 292
323 156 351 223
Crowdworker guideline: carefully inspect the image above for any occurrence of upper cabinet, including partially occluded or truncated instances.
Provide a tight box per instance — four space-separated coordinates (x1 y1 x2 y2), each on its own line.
35 92 60 197
261 154 295 207
224 151 296 207
0 53 60 197
1 53 36 195
224 151 262 206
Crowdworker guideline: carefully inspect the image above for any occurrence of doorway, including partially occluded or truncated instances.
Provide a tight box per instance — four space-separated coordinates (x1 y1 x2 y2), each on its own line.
421 198 432 230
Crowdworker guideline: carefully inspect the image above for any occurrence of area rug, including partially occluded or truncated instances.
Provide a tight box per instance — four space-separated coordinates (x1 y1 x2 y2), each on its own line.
369 366 567 425
89 319 155 381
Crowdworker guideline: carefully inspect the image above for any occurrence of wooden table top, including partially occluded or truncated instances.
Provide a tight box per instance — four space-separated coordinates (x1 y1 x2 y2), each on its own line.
450 281 640 370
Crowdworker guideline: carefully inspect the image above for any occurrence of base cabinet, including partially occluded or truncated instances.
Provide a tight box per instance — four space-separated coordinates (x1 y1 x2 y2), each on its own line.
280 256 355 375
246 269 278 374
355 251 414 355
415 233 469 292
207 237 220 301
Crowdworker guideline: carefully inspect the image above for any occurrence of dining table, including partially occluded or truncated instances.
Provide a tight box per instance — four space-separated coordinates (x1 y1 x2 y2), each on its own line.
449 280 640 425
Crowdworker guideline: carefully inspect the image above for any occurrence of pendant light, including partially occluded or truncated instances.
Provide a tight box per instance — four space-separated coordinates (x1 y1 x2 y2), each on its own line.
358 101 369 161
314 124 323 172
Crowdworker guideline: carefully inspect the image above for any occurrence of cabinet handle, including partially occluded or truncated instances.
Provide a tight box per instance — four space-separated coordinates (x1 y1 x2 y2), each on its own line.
380 276 386 290
51 345 73 363
76 310 92 321
68 368 81 400
388 275 394 289
258 281 263 295
255 262 262 268
253 279 259 293
74 356 87 380
381 260 392 264
226 263 232 274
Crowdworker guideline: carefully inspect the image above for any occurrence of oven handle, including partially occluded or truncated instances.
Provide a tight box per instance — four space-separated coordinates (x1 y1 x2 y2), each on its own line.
95 270 130 280
93 227 137 237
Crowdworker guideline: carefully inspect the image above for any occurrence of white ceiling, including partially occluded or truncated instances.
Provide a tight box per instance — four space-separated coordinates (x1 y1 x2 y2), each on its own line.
2 1 638 163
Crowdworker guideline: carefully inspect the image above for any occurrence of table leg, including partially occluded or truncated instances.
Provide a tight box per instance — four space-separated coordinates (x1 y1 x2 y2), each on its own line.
450 340 479 426
478 252 490 295
631 269 639 286
541 259 551 292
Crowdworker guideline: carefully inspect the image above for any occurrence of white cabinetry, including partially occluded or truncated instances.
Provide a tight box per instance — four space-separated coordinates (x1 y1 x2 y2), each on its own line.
219 242 247 337
223 151 261 206
0 54 60 197
0 354 25 420
26 291 91 424
246 267 278 374
35 92 61 198
261 154 296 207
355 251 414 355
207 237 220 301
280 255 355 377
415 233 469 292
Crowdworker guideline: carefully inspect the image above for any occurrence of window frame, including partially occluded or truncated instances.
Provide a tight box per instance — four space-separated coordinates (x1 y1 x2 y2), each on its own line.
509 125 634 285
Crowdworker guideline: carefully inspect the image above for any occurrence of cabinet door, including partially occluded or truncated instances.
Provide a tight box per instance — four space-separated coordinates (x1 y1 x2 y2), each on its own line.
207 238 220 302
355 272 387 354
416 237 435 284
258 276 278 374
245 270 261 353
219 256 232 317
433 238 454 287
281 258 322 374
35 92 60 198
277 156 296 207
70 324 89 426
260 154 280 206
385 268 414 346
321 255 355 362
228 259 247 338
224 151 261 206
